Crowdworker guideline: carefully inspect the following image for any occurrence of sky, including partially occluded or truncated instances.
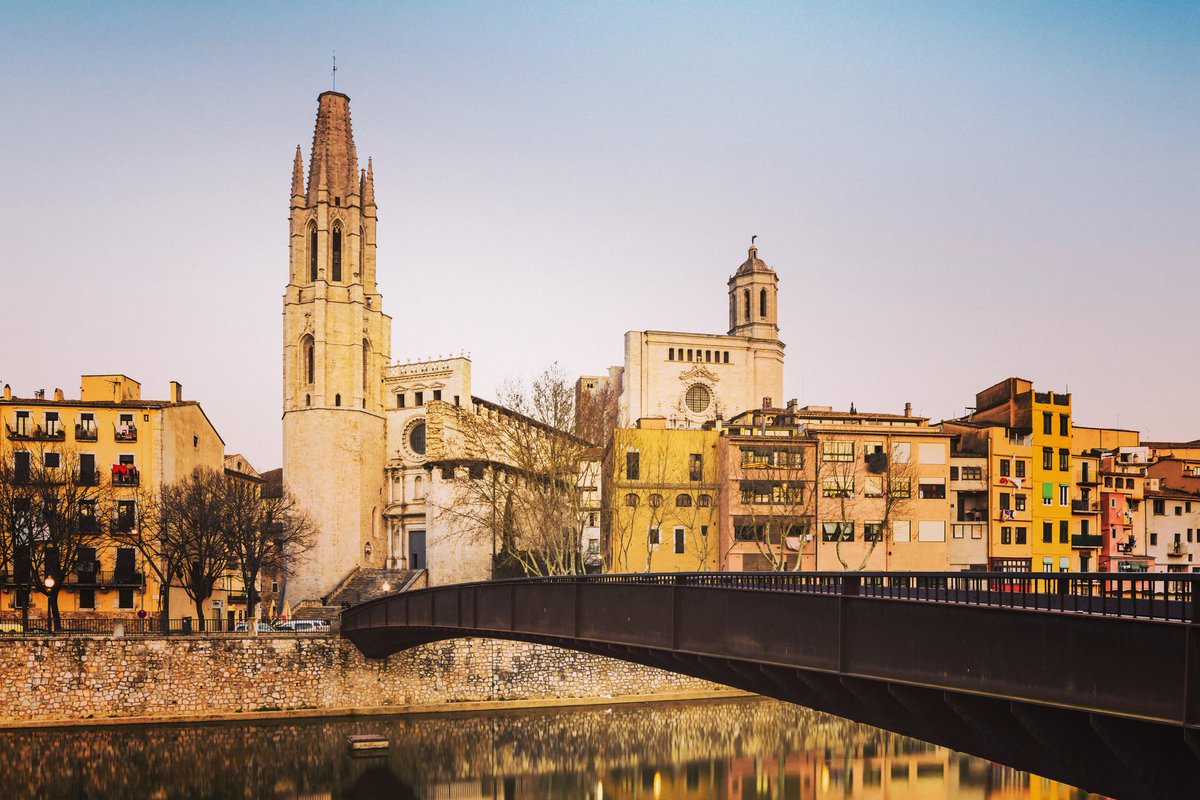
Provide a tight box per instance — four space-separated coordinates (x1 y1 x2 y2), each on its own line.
1 1 1197 469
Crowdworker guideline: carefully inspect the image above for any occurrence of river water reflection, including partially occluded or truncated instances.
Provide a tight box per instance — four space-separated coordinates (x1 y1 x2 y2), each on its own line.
1 697 1102 799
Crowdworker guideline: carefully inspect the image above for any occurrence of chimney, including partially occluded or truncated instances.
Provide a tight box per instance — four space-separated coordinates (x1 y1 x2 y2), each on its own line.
904 402 912 417
169 381 183 403
762 396 773 409
2 385 10 401
786 398 798 412
34 389 45 400
53 388 64 402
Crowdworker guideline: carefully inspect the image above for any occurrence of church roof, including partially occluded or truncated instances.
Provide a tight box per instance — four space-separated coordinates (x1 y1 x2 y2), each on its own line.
735 244 775 277
306 91 360 204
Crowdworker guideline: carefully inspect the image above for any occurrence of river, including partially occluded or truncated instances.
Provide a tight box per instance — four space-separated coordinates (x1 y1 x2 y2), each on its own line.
0 697 1102 799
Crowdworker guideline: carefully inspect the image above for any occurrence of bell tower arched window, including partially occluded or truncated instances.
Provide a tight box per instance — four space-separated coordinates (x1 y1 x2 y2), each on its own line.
743 290 751 322
362 339 370 392
308 223 318 282
760 289 767 319
331 222 343 282
301 335 315 385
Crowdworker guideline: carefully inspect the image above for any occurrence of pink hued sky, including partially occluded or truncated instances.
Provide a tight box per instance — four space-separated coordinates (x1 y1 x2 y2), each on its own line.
2 2 1197 469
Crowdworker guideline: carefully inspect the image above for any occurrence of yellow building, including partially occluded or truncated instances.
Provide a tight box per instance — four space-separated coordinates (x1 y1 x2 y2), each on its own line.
0 375 227 622
602 419 719 572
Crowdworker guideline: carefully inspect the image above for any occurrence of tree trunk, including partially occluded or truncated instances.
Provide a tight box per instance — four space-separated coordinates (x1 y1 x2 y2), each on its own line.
47 589 62 632
195 598 206 631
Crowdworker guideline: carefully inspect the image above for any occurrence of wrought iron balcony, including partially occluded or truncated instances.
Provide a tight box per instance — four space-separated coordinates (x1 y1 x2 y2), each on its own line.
1071 500 1100 513
6 423 63 441
68 570 145 588
74 424 98 442
1168 542 1185 557
111 466 140 486
1070 533 1103 549
113 424 137 442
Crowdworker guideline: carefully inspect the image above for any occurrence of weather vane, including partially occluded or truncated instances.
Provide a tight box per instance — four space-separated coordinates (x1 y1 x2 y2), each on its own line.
751 234 757 246
332 52 337 91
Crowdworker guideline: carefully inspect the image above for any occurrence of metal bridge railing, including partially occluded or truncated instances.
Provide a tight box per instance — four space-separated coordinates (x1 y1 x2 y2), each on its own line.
438 571 1199 623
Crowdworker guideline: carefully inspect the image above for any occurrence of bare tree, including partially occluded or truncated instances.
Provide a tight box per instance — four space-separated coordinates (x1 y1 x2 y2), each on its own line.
728 440 815 571
602 429 687 573
224 474 316 619
436 364 595 577
108 484 181 630
2 449 112 630
817 437 917 571
160 468 231 629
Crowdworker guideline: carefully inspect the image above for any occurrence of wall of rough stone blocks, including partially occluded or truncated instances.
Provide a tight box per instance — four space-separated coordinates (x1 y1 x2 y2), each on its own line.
0 635 723 725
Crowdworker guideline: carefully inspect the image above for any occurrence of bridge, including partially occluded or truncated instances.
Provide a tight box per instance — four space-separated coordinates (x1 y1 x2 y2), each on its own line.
342 571 1200 799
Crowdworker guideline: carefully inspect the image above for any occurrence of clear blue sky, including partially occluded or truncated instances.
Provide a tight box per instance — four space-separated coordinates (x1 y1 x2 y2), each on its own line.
1 1 1197 468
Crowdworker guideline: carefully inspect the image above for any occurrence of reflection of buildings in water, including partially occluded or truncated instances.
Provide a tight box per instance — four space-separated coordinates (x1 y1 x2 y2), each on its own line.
0 698 1100 800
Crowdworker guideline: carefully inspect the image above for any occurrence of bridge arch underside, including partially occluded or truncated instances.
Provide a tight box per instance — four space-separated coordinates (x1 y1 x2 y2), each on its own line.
343 582 1200 800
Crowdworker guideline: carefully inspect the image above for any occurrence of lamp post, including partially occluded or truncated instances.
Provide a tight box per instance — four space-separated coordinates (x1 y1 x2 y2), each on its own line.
43 576 55 633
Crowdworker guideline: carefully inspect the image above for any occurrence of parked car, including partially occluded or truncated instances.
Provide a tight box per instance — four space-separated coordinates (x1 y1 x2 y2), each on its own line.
275 619 330 633
233 621 277 633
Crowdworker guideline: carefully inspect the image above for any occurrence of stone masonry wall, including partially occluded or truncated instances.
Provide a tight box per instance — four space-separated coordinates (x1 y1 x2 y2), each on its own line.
0 635 723 725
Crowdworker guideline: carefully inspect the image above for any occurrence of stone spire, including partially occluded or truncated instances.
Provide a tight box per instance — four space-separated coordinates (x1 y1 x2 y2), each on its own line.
290 145 305 203
362 157 376 209
306 91 359 205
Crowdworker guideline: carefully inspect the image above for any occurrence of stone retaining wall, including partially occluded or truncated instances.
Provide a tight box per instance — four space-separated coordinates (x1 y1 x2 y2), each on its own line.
0 635 723 725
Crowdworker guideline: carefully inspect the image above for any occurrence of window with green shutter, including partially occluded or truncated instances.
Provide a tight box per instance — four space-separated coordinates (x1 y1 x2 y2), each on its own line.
1042 482 1053 505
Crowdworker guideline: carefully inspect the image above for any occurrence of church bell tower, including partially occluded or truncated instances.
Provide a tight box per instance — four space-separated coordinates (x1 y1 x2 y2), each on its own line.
728 242 780 340
283 91 392 603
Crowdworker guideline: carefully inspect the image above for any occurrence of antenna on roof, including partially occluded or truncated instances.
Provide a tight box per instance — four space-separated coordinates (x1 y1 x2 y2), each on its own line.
332 52 337 91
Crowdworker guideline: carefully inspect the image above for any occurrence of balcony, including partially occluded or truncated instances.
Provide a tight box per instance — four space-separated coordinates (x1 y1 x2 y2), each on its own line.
1168 542 1185 557
6 423 64 441
111 465 140 486
114 423 137 443
1071 533 1103 549
68 570 145 588
75 424 98 442
1071 500 1099 513
75 469 100 487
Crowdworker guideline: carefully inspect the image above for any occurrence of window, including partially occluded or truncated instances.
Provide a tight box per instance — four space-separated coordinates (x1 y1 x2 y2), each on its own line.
1001 526 1012 545
687 349 693 361
363 340 371 392
999 492 1010 511
735 521 765 542
431 389 441 402
1059 485 1069 506
648 527 661 546
408 422 426 456
1059 449 1070 471
685 384 711 413
743 289 750 322
889 478 911 498
440 466 454 480
648 493 662 508
468 465 484 480
1060 414 1069 437
43 451 60 469
1060 520 1069 544
822 441 854 462
917 521 946 542
863 522 884 542
759 289 767 319
302 335 315 384
917 443 945 465
308 223 318 281
999 459 1010 478
1015 494 1026 511
1043 521 1053 543
917 479 945 499
78 588 95 610
950 466 959 481
705 350 711 363
397 393 406 408
415 391 424 406
1150 532 1158 546
668 348 674 360
863 476 883 497
331 222 343 281
45 411 60 436
961 466 983 481
1043 412 1053 435
892 442 911 463
624 493 639 508
1015 460 1026 478
893 520 911 542
821 521 854 542
822 477 854 498
334 393 341 407
697 493 712 508
1042 482 1053 506
688 453 703 481
626 452 640 480
1016 526 1027 544
674 528 685 554
116 500 136 532
723 352 729 364
118 589 134 610
1175 505 1183 517
675 494 692 508
1042 448 1053 470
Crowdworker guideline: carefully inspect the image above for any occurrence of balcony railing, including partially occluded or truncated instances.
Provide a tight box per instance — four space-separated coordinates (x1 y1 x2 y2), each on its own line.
111 466 140 486
68 570 145 588
113 424 137 442
6 424 63 441
1071 500 1100 513
1071 533 1103 549
75 424 98 442
1168 542 1185 557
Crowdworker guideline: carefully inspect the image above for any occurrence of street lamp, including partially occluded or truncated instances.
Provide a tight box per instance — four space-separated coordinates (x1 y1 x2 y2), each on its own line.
43 576 55 633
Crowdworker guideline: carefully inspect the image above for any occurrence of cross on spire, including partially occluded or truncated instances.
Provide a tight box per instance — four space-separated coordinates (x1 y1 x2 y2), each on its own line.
332 52 337 91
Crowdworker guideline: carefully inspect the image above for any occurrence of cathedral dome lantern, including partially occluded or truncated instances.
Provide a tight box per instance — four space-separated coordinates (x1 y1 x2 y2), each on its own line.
728 239 780 340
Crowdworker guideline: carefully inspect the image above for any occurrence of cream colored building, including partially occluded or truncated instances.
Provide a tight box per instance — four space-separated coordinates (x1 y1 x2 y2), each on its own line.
283 92 596 600
613 244 785 429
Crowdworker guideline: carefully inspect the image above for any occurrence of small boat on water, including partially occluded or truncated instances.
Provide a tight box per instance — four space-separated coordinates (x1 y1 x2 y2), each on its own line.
346 734 390 756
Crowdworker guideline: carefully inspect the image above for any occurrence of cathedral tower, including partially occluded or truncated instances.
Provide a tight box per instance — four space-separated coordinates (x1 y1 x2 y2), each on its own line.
727 242 779 340
283 92 392 602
